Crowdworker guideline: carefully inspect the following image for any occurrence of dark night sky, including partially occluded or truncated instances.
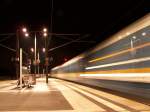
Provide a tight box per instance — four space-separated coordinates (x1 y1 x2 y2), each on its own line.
0 0 149 76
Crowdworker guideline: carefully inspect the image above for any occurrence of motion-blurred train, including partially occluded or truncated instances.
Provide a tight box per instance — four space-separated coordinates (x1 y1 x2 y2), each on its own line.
51 13 150 99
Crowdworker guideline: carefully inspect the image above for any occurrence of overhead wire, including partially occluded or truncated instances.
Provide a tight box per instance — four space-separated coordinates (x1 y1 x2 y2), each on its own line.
48 34 90 52
0 35 14 43
0 43 16 52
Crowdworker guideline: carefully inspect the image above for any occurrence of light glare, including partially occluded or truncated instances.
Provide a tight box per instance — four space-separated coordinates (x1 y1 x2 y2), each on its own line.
31 48 34 52
25 33 29 37
43 28 47 32
22 28 27 33
44 33 47 37
42 48 46 52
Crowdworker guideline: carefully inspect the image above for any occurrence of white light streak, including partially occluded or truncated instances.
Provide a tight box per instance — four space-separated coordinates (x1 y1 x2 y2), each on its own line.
80 73 150 77
86 56 150 70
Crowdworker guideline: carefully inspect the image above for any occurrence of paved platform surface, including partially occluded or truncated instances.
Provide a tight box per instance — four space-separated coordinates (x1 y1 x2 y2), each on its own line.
0 78 150 112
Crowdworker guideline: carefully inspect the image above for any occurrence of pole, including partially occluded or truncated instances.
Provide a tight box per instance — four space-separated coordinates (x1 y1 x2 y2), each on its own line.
45 35 48 83
16 30 19 79
34 33 37 84
20 48 22 89
38 51 39 75
45 0 53 83
43 69 45 77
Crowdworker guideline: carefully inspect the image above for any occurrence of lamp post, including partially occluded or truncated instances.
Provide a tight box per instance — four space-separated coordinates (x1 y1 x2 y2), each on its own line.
16 27 27 79
16 27 28 88
34 33 37 79
22 29 37 84
43 28 48 83
29 32 37 84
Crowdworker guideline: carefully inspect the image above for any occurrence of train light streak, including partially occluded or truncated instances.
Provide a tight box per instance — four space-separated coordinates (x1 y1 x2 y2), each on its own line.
89 42 150 63
86 56 150 70
80 73 150 77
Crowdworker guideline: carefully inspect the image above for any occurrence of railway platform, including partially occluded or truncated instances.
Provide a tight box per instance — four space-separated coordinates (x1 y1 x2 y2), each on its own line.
0 78 150 112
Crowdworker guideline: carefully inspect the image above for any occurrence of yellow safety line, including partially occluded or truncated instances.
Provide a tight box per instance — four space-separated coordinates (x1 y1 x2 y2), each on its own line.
83 67 150 74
